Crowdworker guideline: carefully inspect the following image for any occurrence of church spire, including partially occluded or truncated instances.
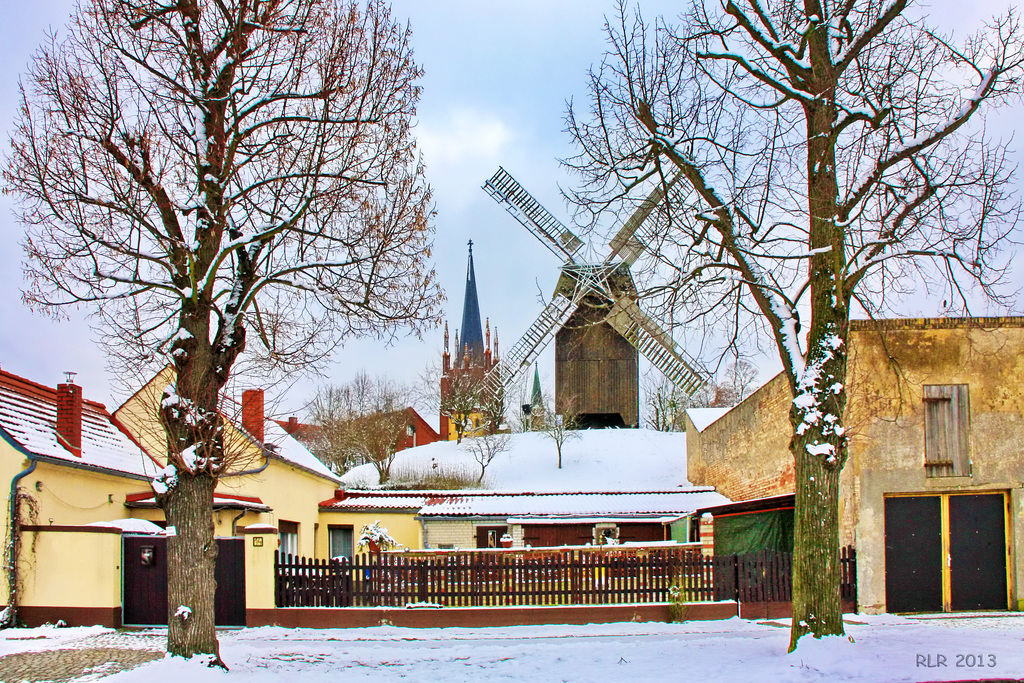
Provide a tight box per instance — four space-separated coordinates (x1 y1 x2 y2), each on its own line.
456 240 485 366
531 362 543 410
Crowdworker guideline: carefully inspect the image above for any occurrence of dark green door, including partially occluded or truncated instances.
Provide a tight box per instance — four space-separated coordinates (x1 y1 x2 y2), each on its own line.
884 496 942 613
949 494 1007 610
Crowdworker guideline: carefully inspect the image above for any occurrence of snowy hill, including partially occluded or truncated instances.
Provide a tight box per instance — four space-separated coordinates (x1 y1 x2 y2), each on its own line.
339 429 689 491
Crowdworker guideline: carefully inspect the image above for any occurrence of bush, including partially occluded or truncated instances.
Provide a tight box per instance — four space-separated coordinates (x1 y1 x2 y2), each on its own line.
385 462 484 490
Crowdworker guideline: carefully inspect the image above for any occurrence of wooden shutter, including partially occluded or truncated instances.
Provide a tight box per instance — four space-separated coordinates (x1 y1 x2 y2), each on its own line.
923 384 970 477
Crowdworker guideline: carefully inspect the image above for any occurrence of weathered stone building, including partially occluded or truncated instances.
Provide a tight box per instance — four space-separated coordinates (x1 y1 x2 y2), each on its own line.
686 317 1024 614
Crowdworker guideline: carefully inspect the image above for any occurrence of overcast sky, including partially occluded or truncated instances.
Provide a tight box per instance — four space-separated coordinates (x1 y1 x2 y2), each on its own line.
0 0 1020 421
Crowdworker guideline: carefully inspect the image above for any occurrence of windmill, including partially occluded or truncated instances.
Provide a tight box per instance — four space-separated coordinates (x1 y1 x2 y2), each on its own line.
481 166 707 428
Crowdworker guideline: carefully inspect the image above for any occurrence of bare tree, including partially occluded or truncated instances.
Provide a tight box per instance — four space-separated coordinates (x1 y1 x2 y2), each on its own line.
643 372 698 431
542 402 581 469
724 359 760 404
461 431 511 483
309 372 411 482
5 0 441 660
567 0 1023 648
439 371 484 444
478 381 509 435
347 409 410 484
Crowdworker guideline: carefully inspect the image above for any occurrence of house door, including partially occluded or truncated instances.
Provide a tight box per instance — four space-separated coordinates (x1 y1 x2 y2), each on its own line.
884 492 1008 613
123 535 246 626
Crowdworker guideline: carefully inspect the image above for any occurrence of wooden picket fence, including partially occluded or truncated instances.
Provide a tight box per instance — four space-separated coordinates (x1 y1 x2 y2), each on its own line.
275 546 856 609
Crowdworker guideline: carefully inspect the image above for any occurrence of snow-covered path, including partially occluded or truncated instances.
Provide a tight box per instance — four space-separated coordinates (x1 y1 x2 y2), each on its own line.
5 613 1023 682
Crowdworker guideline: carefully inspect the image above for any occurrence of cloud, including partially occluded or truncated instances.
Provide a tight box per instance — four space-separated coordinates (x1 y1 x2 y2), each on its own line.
416 107 516 209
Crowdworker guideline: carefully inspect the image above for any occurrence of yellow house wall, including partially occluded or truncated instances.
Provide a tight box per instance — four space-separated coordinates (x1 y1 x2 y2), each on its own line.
0 446 159 606
0 452 157 604
19 528 122 609
19 461 155 527
243 527 279 610
114 369 339 558
316 511 423 555
113 366 175 461
218 459 338 557
445 412 488 441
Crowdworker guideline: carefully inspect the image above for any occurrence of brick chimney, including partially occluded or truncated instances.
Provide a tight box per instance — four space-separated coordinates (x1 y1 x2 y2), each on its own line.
56 379 83 457
286 416 299 434
242 389 265 442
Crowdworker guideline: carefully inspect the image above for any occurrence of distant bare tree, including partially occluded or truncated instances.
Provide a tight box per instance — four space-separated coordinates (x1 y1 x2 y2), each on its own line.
5 0 440 660
567 0 1023 647
642 370 714 431
723 359 761 405
479 381 509 435
542 402 581 469
439 371 485 444
461 431 511 484
309 372 411 483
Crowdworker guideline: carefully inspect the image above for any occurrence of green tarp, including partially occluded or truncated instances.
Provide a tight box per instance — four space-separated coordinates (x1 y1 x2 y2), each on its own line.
713 508 794 556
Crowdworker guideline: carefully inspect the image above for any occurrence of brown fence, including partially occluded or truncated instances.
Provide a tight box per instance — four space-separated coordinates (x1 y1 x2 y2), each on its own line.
275 546 856 609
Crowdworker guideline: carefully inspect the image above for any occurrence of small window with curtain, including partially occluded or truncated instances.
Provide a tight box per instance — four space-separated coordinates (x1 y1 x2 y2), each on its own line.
923 384 971 477
278 520 299 557
328 525 354 561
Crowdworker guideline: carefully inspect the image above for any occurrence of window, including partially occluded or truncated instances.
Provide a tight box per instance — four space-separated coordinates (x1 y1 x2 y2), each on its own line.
328 525 354 561
923 384 971 477
476 525 508 548
278 520 299 557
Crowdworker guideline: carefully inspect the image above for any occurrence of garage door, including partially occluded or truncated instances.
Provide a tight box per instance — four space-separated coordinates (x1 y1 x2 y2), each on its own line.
884 496 942 613
884 492 1007 613
949 494 1008 610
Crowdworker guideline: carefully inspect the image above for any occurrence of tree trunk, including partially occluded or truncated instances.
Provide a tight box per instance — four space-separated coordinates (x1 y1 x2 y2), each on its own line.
162 472 222 665
788 437 844 650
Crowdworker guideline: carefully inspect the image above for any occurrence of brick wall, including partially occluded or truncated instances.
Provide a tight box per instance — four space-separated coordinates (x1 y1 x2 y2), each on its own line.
686 373 795 503
422 519 476 549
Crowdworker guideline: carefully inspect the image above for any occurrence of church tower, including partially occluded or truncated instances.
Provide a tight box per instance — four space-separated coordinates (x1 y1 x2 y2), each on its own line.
440 242 498 440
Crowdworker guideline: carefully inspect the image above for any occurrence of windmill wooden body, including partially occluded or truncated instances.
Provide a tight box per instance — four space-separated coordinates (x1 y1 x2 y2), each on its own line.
482 167 706 428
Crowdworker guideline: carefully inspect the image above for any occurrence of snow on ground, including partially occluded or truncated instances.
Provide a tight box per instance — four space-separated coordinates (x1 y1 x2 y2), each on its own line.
340 429 689 491
7 613 1020 682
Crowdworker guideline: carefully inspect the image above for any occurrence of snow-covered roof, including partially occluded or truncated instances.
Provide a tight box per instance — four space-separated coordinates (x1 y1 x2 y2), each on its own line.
685 408 731 433
0 369 160 480
125 491 271 512
340 429 689 491
262 418 339 484
84 518 166 534
417 489 729 519
321 490 437 511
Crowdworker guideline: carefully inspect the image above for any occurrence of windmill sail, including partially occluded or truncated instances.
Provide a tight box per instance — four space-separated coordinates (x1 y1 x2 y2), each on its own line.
483 167 584 261
607 298 707 396
606 172 685 267
481 290 581 399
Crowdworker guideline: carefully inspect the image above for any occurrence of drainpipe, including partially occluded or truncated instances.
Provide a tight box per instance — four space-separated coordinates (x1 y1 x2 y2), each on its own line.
417 516 429 549
4 457 37 628
230 509 248 536
222 448 271 478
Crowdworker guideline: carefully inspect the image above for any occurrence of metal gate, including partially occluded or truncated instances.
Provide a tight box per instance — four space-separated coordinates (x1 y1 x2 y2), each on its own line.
884 492 1008 613
122 535 246 626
